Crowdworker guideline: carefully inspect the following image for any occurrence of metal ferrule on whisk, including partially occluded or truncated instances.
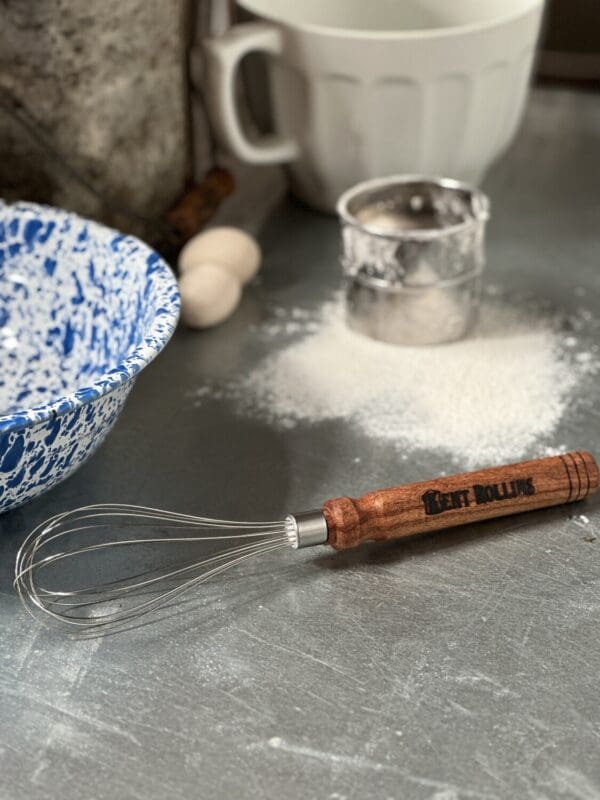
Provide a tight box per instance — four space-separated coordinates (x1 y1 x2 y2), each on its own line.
285 510 329 549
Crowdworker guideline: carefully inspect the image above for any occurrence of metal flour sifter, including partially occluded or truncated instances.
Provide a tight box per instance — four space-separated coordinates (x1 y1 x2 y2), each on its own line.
337 175 490 346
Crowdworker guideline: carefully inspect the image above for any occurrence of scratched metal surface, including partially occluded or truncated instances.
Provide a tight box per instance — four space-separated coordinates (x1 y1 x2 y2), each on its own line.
1 86 599 800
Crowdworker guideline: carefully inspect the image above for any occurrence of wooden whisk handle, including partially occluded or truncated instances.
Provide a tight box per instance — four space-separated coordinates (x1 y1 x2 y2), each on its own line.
322 451 599 550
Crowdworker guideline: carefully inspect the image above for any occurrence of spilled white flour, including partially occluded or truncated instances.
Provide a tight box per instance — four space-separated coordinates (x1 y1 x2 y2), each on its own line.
195 292 598 468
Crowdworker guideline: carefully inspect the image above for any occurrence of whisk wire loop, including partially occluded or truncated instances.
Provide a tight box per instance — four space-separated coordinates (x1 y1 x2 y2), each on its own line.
14 503 291 635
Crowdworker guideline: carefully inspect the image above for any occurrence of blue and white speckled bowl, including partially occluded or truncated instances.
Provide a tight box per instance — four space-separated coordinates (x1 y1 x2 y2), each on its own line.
0 201 180 513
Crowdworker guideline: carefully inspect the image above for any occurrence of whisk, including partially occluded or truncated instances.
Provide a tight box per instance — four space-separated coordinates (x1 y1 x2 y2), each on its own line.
15 451 598 635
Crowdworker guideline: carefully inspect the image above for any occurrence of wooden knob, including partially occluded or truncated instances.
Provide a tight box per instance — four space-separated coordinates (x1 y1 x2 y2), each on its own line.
323 451 599 550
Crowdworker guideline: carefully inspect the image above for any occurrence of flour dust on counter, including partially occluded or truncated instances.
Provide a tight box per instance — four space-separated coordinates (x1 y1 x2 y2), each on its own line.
191 289 598 469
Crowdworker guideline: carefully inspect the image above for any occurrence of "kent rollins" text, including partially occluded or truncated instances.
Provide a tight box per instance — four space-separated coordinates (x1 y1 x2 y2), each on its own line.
421 478 535 516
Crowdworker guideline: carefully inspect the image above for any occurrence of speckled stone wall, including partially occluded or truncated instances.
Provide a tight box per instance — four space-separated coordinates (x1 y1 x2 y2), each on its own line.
0 1 190 237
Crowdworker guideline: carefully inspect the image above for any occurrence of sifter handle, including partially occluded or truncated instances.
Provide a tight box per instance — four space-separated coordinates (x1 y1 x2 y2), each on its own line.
322 451 599 550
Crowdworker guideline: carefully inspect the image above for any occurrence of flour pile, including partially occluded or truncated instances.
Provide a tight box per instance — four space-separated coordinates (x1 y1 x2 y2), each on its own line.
202 293 597 468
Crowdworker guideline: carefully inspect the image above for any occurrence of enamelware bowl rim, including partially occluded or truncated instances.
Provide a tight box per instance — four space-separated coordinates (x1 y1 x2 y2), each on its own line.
0 200 180 436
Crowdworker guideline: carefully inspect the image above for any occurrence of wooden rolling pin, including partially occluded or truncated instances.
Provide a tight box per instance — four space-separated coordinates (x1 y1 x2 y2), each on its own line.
322 451 599 550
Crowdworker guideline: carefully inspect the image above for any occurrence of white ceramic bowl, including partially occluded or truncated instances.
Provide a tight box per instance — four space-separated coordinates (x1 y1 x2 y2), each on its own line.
207 0 545 210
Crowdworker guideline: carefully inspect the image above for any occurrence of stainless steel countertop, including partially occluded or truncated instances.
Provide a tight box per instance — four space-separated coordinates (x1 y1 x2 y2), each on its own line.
1 86 599 800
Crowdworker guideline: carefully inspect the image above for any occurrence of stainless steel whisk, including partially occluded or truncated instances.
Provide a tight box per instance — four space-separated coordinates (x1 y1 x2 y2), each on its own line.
14 451 599 635
14 504 297 634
